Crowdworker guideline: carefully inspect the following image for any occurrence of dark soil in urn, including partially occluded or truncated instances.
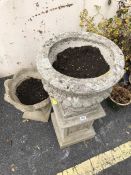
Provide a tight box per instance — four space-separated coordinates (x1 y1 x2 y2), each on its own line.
16 78 49 105
53 46 110 78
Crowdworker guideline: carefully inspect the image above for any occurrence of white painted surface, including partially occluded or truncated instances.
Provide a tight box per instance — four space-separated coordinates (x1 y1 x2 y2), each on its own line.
84 0 118 23
0 0 118 77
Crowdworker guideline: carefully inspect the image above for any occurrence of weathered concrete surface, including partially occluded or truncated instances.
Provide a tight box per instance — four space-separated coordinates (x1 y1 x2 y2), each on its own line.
4 68 51 122
37 32 125 147
37 32 124 90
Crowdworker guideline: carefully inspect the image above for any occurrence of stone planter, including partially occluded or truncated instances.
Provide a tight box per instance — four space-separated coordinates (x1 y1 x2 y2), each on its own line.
4 68 51 122
37 32 125 148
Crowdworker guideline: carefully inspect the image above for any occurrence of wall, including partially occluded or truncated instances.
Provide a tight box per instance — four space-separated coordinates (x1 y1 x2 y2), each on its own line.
0 0 118 77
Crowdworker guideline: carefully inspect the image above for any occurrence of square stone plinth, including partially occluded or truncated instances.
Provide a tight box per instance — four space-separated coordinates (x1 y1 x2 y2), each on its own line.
51 103 106 148
51 113 96 148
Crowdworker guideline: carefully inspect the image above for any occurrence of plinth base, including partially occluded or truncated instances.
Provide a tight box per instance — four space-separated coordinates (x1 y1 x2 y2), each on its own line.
51 113 95 148
23 104 52 122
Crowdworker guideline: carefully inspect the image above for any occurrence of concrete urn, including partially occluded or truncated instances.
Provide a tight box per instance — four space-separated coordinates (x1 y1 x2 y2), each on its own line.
37 32 125 148
4 68 51 122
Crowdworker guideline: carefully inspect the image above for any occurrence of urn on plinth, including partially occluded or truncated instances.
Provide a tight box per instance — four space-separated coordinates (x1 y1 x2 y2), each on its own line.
37 32 125 148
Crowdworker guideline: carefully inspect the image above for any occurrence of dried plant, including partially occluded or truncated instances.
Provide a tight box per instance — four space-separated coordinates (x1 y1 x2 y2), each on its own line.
80 0 131 74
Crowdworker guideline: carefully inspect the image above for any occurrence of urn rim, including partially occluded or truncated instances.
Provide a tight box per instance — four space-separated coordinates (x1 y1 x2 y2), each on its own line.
37 32 125 94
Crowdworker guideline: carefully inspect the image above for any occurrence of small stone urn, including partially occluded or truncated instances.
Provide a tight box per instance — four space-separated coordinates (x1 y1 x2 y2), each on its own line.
4 68 51 122
37 32 125 148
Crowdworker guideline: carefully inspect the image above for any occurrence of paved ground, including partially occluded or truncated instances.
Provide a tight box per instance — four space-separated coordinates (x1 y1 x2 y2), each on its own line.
98 158 131 175
0 77 131 175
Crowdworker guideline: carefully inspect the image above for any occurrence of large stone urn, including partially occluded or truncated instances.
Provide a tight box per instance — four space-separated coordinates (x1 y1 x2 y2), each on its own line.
37 32 125 148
